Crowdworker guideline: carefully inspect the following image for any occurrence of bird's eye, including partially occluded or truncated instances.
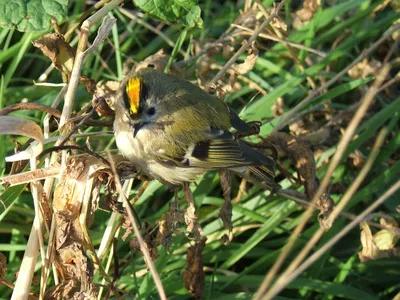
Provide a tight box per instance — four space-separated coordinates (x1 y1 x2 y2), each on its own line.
147 107 156 115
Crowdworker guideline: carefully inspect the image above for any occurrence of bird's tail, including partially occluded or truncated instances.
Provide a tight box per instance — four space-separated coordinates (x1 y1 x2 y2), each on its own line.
248 165 281 192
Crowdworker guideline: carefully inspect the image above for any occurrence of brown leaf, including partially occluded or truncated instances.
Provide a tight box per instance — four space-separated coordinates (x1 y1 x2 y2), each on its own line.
183 238 206 299
130 237 158 262
348 58 382 79
155 201 184 250
33 33 96 93
0 252 6 283
184 183 203 240
92 80 119 116
295 0 321 22
33 33 75 76
269 132 335 228
358 218 399 262
232 42 259 75
0 116 43 161
51 155 116 297
271 16 288 31
373 217 399 251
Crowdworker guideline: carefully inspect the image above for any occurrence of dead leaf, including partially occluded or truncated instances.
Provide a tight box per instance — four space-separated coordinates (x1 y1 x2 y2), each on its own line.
0 116 43 161
50 155 121 297
33 33 96 93
33 33 75 77
92 80 119 116
271 16 287 31
292 0 321 29
183 238 206 299
155 201 184 250
269 132 335 228
348 58 382 79
272 97 285 117
183 183 203 240
0 252 6 283
232 42 259 75
130 236 158 262
373 217 399 251
295 0 321 22
358 218 399 262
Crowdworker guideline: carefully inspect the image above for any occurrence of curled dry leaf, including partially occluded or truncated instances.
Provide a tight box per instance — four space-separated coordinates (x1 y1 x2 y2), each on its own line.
183 183 203 240
232 42 259 75
0 252 6 283
155 201 184 251
33 33 75 77
0 116 43 162
270 16 288 31
130 236 158 263
183 237 206 300
50 155 120 297
295 0 321 22
33 33 96 93
373 217 399 251
92 80 119 116
269 132 335 229
358 217 399 262
348 58 382 80
272 97 285 117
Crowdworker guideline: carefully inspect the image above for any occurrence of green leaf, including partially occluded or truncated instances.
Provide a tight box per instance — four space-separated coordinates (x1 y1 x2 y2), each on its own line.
133 0 203 28
0 0 68 32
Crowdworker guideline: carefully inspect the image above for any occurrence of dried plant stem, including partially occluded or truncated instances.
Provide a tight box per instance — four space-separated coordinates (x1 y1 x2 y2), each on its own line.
255 64 390 299
10 217 40 300
0 103 61 117
261 127 387 300
234 24 326 57
266 179 400 298
80 175 113 284
209 0 289 86
274 23 400 133
108 155 167 300
60 0 123 128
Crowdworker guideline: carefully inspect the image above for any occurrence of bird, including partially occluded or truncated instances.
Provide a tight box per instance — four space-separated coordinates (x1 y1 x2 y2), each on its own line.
113 68 277 189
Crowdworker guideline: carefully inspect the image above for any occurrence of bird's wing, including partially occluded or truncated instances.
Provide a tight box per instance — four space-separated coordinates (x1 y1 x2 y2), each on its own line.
154 128 275 178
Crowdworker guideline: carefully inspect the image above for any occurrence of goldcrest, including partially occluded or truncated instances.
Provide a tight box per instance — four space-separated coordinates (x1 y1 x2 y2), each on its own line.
114 68 276 187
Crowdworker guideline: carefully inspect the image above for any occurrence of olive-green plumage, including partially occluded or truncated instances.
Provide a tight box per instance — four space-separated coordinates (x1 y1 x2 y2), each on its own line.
114 68 276 186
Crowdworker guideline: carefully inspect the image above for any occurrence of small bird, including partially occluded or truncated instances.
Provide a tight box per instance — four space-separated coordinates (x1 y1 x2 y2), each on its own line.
114 68 276 188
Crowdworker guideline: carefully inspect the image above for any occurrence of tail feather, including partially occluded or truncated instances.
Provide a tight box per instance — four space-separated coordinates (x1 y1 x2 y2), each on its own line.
248 165 280 192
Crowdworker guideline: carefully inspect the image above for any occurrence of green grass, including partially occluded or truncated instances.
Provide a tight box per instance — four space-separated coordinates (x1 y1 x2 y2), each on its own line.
0 0 399 299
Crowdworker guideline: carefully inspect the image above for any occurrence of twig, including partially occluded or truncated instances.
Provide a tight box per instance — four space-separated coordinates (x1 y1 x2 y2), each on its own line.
107 154 167 300
10 217 40 300
264 179 400 299
0 103 62 117
0 166 60 186
233 24 326 57
60 0 122 129
261 127 387 300
273 23 400 133
209 0 289 86
255 64 390 299
378 71 400 93
39 145 111 167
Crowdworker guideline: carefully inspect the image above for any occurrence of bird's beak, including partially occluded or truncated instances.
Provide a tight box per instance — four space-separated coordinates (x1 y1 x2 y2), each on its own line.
133 122 146 137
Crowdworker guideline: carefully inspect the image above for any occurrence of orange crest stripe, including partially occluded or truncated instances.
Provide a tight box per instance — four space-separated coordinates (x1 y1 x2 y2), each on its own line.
126 78 142 114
